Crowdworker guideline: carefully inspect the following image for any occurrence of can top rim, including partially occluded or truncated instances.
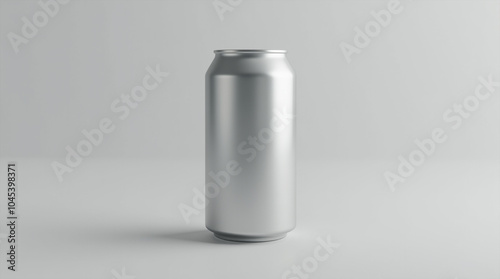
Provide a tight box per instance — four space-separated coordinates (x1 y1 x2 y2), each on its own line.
214 49 287 54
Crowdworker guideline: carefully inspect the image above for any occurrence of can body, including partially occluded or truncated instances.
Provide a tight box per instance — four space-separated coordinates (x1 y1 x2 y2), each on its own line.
205 49 295 242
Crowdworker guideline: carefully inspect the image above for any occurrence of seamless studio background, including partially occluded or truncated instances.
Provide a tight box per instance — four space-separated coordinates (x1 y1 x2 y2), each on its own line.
0 1 499 279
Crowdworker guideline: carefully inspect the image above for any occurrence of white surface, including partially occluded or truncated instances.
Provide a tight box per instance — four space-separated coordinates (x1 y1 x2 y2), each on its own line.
0 159 498 279
0 0 499 278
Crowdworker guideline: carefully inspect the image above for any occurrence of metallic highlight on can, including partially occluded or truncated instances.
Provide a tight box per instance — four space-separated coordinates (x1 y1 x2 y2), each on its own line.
205 49 296 242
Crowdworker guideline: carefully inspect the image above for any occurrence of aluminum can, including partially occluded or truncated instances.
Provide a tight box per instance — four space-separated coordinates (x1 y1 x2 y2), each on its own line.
205 49 295 242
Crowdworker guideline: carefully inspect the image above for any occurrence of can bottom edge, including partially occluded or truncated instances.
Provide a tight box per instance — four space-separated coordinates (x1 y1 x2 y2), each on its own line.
212 231 287 243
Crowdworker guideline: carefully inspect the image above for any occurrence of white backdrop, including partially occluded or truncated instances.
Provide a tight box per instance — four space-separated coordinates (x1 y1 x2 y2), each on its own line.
0 1 499 279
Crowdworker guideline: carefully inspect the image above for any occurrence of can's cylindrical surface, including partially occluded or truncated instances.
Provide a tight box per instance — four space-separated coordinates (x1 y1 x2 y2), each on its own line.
205 49 295 242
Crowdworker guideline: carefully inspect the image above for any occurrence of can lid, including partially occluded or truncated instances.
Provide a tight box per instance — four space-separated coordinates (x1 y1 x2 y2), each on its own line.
214 49 287 54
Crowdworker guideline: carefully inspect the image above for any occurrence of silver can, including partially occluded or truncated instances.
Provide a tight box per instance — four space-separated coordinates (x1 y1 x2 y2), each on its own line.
205 49 295 242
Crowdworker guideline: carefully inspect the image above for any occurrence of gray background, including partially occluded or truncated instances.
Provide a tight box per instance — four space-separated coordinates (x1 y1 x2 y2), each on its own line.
0 0 499 279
